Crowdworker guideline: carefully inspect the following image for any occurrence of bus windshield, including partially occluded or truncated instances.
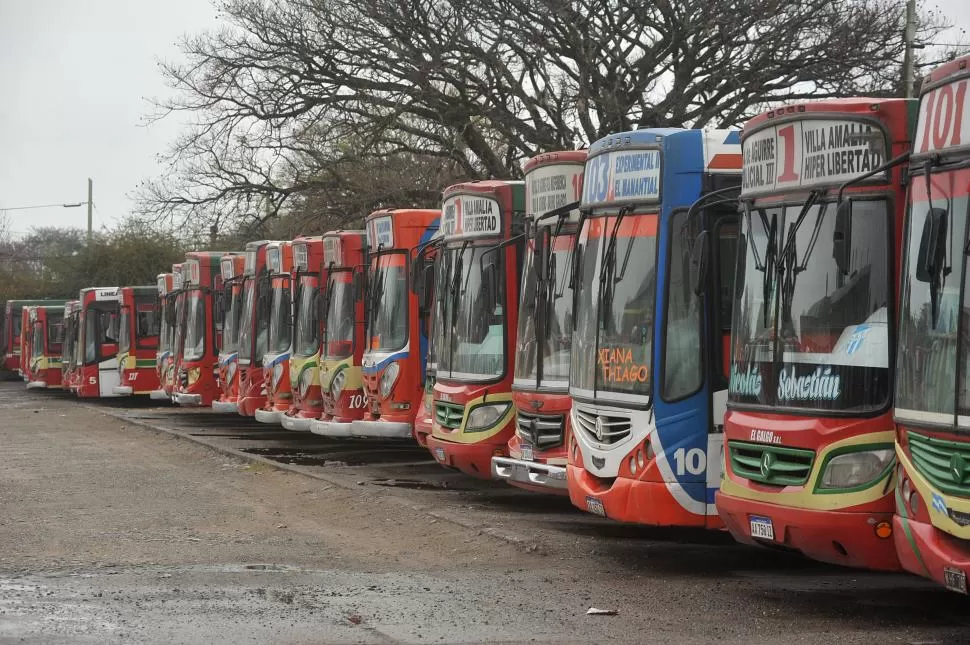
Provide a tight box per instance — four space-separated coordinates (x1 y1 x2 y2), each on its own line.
515 229 574 389
571 214 657 403
435 243 506 381
236 279 257 362
294 280 320 358
118 309 131 355
897 170 969 422
83 303 119 365
32 322 43 358
267 278 292 355
48 314 64 354
182 291 206 361
730 197 891 413
367 252 408 353
324 271 354 360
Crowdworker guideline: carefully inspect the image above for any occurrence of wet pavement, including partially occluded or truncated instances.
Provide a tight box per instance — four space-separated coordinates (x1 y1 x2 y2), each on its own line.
3 382 970 644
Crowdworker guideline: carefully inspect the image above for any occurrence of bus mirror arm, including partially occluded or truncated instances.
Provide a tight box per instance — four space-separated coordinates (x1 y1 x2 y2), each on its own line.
835 151 911 204
833 200 852 275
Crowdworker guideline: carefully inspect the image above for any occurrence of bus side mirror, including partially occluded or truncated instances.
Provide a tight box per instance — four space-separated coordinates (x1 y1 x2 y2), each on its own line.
420 264 435 314
833 200 853 275
410 253 424 290
917 207 949 283
569 242 583 330
690 230 710 296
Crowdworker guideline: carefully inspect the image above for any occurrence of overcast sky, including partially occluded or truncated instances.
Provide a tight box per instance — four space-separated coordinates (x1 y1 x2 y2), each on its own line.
0 1 967 237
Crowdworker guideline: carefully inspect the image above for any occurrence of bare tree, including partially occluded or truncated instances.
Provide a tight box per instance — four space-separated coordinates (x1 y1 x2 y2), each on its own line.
136 0 959 232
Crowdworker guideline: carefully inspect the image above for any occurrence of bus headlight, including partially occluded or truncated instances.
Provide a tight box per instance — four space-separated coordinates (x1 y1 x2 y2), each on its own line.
226 361 237 384
380 362 400 399
465 403 512 433
818 447 895 490
331 368 347 400
272 362 284 388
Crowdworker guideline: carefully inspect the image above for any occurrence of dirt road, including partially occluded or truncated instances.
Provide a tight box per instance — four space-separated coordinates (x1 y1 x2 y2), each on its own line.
2 382 968 644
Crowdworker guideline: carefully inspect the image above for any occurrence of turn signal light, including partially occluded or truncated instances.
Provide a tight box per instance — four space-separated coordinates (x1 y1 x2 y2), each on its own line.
874 521 892 539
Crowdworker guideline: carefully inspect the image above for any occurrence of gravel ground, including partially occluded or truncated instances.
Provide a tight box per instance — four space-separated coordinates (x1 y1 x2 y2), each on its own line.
2 382 969 645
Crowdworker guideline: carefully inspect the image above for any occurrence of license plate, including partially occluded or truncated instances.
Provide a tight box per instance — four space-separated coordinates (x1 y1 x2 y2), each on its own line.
749 515 775 541
586 496 606 517
944 567 967 594
433 447 446 462
520 444 534 461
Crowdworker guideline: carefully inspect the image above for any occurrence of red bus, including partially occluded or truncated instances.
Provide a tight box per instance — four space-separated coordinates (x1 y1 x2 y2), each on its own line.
309 231 368 437
61 300 81 392
150 271 178 400
213 253 247 413
717 99 914 569
427 180 526 479
2 299 60 376
75 287 122 398
255 241 295 423
113 286 161 397
173 252 226 407
23 305 66 389
354 209 441 439
893 54 970 592
281 236 327 431
236 240 274 416
492 152 585 494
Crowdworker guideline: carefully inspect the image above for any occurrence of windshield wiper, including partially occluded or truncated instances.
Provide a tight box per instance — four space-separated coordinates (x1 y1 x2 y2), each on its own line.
776 189 823 271
598 204 636 326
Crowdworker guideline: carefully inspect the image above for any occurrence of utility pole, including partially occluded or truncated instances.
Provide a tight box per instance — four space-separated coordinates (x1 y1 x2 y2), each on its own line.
86 178 93 244
902 0 917 98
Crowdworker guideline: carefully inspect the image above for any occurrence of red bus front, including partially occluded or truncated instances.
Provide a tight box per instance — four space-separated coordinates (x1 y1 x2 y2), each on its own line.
173 253 225 407
355 210 441 440
492 153 584 494
114 286 161 396
717 99 913 570
237 241 272 416
255 242 295 423
310 231 367 437
75 288 122 398
213 254 247 413
427 181 525 479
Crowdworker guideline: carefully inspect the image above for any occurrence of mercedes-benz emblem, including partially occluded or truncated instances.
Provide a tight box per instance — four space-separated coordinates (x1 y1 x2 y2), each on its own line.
951 453 966 484
760 452 775 479
595 416 605 442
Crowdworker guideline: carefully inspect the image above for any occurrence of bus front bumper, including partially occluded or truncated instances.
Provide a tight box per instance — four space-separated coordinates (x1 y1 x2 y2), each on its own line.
567 464 714 528
894 515 970 591
112 385 133 396
211 399 239 413
149 389 170 401
427 435 503 480
281 414 311 431
26 380 48 390
174 392 203 407
717 491 899 570
254 408 281 424
351 419 412 439
491 457 568 493
309 418 353 438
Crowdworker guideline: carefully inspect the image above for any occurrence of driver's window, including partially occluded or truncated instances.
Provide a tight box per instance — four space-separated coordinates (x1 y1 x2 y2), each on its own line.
662 210 703 401
714 217 739 385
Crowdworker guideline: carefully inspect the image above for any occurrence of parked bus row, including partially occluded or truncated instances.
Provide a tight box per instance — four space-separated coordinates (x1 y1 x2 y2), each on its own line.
4 54 970 595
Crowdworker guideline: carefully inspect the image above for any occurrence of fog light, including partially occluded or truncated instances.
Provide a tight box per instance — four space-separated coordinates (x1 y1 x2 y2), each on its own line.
901 477 912 503
874 521 892 539
910 490 920 515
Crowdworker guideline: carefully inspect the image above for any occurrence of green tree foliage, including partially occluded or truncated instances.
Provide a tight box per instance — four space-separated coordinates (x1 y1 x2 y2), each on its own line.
0 224 187 301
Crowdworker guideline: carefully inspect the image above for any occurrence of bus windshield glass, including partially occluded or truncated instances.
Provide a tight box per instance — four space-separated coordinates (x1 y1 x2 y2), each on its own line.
118 310 131 355
368 252 408 353
435 243 506 380
897 170 969 421
294 280 320 358
516 229 575 389
182 292 206 361
324 271 355 360
48 314 64 353
267 278 292 355
730 197 891 413
571 214 657 402
83 303 119 365
236 280 257 362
